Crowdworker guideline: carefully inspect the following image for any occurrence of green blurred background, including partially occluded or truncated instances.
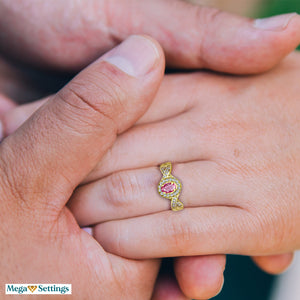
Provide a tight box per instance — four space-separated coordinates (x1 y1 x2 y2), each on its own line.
259 0 300 17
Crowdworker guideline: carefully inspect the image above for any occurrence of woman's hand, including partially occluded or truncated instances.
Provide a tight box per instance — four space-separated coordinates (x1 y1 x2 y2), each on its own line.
67 52 300 258
0 36 166 299
2 4 300 298
3 47 300 300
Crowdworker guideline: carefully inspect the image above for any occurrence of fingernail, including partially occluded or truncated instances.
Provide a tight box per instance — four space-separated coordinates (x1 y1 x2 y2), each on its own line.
102 35 160 77
254 13 298 31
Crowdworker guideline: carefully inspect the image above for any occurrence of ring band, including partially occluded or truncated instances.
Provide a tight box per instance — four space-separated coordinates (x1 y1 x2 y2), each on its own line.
158 162 184 211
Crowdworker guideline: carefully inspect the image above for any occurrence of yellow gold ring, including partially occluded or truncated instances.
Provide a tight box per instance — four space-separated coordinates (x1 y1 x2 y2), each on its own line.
158 162 184 211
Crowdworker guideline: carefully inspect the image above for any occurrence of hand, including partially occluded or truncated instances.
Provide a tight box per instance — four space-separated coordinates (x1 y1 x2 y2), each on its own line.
67 52 300 261
0 0 300 74
3 48 300 300
2 3 300 298
0 36 166 299
6 56 300 300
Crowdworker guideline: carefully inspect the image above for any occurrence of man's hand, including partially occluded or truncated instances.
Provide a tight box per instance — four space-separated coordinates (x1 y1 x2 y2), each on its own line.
2 43 300 300
0 0 299 74
0 35 165 299
1 1 300 298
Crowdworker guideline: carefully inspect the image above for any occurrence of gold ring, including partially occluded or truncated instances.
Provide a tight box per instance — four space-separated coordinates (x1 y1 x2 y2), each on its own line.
158 162 184 211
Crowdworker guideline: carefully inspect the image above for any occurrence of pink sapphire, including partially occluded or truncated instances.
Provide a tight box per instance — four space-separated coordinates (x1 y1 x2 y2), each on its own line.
161 182 176 193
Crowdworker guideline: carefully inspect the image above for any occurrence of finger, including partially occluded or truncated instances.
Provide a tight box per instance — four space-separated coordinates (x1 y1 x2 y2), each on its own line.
152 275 190 300
0 35 165 212
152 258 190 300
1 1 300 73
1 72 205 139
252 253 294 275
112 1 300 73
84 112 218 182
174 255 226 299
136 73 212 125
2 98 47 137
93 207 259 259
0 93 16 114
108 253 161 300
2 95 201 185
0 73 217 177
0 93 16 141
69 161 238 226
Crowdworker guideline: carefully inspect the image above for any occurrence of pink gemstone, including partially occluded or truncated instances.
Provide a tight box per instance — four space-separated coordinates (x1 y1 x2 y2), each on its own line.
161 182 176 193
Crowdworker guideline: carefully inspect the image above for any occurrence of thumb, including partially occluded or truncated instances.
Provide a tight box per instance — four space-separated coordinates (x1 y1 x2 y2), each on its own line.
1 0 299 74
0 35 164 211
112 0 300 74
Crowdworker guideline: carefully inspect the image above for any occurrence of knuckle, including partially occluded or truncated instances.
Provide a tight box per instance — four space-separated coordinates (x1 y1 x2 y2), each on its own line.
58 84 116 133
58 64 131 134
85 63 131 115
195 6 224 25
193 6 224 64
105 171 139 208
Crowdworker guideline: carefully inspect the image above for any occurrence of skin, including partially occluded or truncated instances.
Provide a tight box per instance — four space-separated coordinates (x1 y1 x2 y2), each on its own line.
64 52 300 259
3 53 300 299
0 0 300 74
0 36 166 300
1 0 300 298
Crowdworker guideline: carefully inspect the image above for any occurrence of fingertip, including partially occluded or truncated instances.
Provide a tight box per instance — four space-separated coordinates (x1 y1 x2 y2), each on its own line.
138 34 166 81
247 13 300 73
249 13 300 73
174 255 226 299
253 13 298 31
252 253 294 275
102 35 165 77
138 34 166 70
195 11 300 74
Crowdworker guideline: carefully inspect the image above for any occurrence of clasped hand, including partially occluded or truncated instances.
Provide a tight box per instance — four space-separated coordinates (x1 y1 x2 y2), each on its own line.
0 1 300 299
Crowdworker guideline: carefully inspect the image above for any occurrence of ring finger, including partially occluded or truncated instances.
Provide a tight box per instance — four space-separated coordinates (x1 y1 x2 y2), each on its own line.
68 161 241 226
